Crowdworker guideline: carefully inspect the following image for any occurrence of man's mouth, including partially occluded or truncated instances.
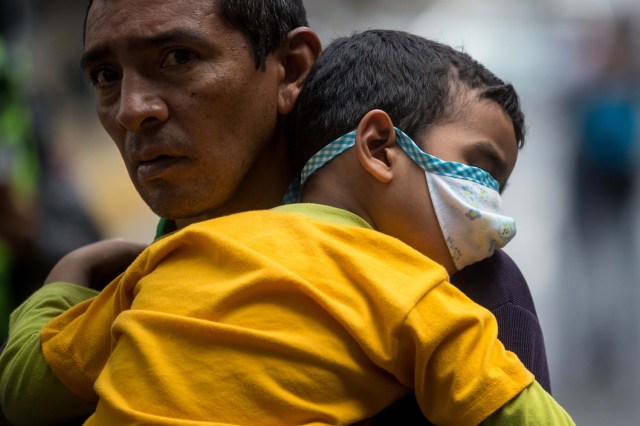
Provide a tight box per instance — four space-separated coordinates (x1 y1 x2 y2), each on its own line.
137 155 186 181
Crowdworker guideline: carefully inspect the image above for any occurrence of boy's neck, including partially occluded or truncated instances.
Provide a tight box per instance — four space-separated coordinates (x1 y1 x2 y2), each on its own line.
299 154 376 230
300 186 375 230
298 149 458 276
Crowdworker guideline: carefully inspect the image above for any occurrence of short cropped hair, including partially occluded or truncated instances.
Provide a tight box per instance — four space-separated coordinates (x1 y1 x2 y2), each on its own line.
218 0 308 68
287 29 526 174
84 0 308 68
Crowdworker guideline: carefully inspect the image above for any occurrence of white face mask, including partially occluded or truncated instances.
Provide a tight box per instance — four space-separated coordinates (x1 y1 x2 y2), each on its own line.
283 128 516 270
425 172 515 270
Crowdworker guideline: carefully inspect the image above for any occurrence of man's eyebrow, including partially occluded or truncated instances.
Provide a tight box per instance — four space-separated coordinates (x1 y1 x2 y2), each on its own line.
80 46 110 71
80 29 207 70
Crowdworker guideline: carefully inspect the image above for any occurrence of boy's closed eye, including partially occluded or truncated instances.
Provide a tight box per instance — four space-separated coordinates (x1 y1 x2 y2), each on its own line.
465 141 512 192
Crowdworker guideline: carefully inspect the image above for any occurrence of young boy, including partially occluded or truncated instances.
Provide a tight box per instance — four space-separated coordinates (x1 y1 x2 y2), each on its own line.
19 30 572 424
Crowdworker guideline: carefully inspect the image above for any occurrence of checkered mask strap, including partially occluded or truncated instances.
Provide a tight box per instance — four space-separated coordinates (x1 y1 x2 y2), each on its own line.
281 127 500 205
394 128 500 191
282 131 358 204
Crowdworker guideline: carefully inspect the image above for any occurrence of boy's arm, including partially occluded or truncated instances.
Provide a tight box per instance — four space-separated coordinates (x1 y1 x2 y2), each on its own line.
482 381 574 425
0 283 97 425
399 279 575 425
397 279 571 426
399 281 533 425
371 250 552 424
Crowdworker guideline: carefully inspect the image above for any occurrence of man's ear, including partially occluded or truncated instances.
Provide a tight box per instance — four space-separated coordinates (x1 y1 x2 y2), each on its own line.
277 27 322 115
355 110 397 184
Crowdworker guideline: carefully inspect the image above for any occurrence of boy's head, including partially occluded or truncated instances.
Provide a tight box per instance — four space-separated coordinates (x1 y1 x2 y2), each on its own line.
288 30 524 273
287 29 525 177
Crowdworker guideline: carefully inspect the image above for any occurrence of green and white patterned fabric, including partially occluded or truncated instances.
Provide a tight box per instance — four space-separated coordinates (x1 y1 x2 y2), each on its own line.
283 127 499 204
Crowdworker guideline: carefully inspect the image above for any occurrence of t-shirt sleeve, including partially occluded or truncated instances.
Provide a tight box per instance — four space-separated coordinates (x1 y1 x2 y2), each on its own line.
40 277 125 403
481 381 575 425
0 283 97 425
395 281 535 426
451 249 552 394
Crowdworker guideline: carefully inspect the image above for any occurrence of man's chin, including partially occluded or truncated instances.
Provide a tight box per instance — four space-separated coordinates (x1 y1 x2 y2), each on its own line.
135 183 203 217
136 183 236 227
143 196 202 221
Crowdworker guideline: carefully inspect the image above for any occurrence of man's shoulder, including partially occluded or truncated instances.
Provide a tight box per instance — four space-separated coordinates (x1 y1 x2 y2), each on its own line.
450 250 552 393
450 250 537 315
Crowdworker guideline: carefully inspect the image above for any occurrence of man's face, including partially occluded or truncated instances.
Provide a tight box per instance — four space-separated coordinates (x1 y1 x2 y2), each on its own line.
82 0 287 226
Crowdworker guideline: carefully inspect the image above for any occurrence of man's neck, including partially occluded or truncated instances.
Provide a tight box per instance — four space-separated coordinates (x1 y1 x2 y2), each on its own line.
174 133 294 230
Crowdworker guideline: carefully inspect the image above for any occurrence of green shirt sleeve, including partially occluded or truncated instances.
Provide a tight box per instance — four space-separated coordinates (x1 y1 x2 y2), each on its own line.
0 283 98 425
482 380 575 425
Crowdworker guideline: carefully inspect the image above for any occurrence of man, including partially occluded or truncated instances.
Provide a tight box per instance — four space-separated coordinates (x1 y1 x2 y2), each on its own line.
0 0 550 424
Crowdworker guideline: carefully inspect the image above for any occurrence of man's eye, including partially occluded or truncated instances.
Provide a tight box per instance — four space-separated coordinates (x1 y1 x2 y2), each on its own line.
91 68 121 87
161 50 196 67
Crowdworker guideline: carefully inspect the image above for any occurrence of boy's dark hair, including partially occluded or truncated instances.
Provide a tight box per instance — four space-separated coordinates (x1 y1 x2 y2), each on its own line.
83 0 308 69
287 29 526 174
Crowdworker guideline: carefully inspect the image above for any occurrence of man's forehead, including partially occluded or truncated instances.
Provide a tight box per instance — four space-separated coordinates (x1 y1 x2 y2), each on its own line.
84 0 221 47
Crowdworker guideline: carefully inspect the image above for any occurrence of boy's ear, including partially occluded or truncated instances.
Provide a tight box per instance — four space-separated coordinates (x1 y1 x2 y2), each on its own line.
277 27 322 115
355 110 397 184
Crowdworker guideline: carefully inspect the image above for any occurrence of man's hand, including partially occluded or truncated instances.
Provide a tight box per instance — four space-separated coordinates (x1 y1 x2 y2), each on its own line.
44 239 147 290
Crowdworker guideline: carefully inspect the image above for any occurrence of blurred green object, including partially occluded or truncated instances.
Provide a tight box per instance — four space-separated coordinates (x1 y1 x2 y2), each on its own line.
0 35 39 341
0 37 39 197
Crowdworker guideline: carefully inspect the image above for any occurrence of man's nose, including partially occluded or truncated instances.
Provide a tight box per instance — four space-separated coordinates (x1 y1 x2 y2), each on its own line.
116 73 169 131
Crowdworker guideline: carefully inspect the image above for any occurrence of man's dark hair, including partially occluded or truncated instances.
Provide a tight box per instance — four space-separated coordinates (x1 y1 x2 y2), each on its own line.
218 0 308 68
84 0 308 68
287 29 526 174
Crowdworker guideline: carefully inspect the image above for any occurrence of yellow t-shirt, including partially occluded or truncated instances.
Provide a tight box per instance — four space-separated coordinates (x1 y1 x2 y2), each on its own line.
41 205 533 425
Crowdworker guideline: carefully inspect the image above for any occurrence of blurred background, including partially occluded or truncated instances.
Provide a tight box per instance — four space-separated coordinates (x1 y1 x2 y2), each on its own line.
1 0 639 424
